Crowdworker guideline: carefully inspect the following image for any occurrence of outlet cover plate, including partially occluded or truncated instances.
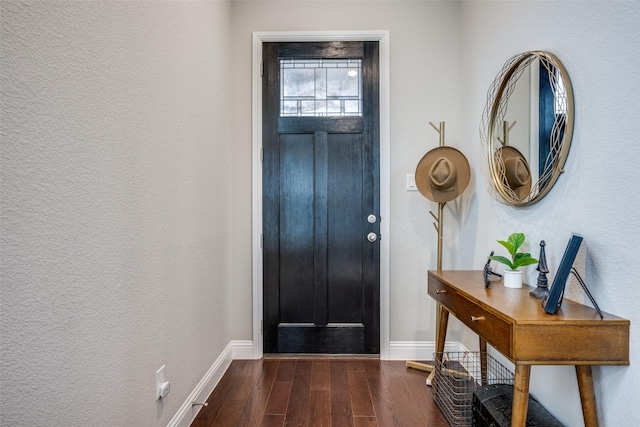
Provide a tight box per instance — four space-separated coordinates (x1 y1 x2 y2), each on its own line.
406 174 418 191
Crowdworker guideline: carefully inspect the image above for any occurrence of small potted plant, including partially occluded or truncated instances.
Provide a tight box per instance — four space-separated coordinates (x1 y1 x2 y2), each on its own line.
489 232 538 288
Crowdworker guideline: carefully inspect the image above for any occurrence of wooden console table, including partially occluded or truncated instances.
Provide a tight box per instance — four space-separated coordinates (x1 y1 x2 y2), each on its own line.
428 270 629 427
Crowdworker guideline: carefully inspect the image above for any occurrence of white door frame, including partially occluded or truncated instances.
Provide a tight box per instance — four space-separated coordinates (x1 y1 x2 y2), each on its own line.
251 31 390 359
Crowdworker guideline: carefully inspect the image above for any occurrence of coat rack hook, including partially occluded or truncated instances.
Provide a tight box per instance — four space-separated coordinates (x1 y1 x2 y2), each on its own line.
502 120 517 146
429 121 446 147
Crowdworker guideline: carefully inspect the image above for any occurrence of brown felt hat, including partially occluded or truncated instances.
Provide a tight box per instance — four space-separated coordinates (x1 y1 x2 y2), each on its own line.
497 146 531 200
415 146 470 203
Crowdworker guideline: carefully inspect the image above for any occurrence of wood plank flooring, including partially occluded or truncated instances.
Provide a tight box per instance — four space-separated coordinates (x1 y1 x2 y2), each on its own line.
191 357 449 427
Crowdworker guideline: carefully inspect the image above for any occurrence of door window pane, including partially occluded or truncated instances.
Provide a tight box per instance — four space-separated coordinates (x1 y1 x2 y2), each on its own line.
280 59 362 117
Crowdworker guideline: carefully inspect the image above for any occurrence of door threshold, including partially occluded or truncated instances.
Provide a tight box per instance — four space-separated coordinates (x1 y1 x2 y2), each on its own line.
263 353 380 360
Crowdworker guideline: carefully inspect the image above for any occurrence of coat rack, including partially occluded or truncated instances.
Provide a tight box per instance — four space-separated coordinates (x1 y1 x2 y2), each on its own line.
497 120 517 146
407 121 446 379
429 121 446 271
407 121 470 386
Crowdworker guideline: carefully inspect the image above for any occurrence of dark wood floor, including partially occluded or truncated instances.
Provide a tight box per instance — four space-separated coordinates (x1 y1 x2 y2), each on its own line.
191 357 449 427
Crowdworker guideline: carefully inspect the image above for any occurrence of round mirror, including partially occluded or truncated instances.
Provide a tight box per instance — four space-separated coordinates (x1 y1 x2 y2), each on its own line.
481 51 574 206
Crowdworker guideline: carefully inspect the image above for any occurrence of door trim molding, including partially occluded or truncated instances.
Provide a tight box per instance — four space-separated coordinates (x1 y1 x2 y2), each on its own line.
252 30 391 359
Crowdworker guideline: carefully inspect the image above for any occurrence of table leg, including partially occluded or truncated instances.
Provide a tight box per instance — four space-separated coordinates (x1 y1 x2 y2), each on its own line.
429 305 450 387
576 365 599 427
479 337 488 386
436 306 449 354
511 364 531 427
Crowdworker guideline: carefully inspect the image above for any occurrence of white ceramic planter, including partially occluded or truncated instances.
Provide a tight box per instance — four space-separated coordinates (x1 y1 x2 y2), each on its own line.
503 269 523 288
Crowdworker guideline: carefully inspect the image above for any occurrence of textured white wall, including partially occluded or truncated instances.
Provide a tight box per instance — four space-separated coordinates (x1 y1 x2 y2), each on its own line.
459 1 640 425
1 1 233 425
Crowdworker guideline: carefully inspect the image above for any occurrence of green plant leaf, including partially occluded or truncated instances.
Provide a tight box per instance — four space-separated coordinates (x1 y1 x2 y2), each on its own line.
496 240 515 255
488 255 514 270
512 257 539 269
514 252 532 261
508 233 525 254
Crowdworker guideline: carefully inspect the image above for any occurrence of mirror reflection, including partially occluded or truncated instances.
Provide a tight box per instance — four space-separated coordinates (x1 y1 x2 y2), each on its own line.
481 51 574 206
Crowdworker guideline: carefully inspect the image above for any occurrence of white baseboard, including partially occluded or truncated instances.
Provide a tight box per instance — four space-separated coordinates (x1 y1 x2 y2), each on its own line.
167 340 252 427
388 341 462 360
230 340 254 360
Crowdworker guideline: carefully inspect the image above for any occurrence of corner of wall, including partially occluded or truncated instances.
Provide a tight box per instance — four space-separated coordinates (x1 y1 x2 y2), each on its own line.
167 341 253 427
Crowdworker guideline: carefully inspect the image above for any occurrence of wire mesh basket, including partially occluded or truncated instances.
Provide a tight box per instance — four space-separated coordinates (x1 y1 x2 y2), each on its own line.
432 351 514 427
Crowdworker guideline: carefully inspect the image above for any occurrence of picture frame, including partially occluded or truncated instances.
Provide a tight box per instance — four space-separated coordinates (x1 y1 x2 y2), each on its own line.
543 233 583 314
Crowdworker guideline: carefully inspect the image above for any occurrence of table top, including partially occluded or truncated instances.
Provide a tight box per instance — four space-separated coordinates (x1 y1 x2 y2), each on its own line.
428 270 630 365
428 270 627 324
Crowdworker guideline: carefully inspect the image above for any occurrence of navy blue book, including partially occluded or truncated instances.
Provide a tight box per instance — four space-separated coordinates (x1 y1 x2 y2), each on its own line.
543 233 583 314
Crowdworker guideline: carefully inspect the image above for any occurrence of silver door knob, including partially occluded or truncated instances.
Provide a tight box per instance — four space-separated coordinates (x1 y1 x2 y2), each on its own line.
367 214 377 224
367 232 378 243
